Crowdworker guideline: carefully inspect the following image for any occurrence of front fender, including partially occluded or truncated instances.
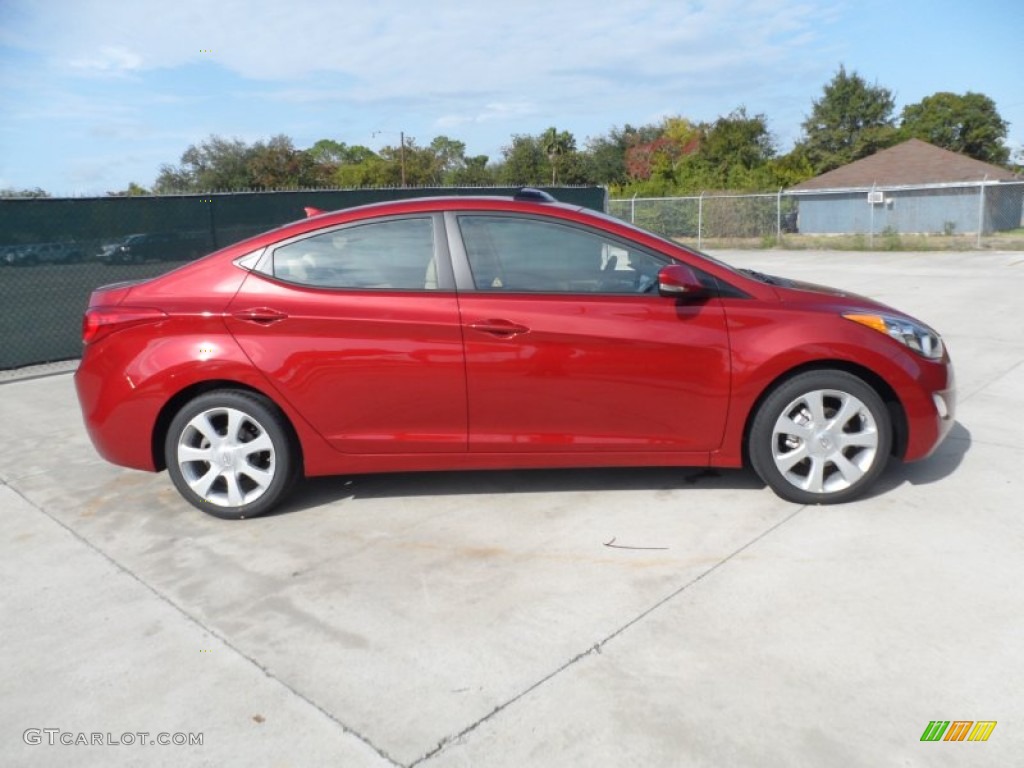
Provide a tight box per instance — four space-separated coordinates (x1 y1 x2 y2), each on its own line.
710 304 951 467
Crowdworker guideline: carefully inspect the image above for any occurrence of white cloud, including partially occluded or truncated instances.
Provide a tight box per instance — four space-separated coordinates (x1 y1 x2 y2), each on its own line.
436 102 538 129
0 0 846 193
68 45 142 74
13 0 832 104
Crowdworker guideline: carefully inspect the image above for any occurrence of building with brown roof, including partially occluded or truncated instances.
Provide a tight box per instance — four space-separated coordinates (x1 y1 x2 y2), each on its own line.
790 139 1021 235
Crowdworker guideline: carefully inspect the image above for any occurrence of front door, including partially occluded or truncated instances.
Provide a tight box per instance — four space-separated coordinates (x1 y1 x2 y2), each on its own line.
451 214 731 453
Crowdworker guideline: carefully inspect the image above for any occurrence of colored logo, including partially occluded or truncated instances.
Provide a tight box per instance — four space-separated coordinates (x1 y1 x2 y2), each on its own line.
921 721 996 742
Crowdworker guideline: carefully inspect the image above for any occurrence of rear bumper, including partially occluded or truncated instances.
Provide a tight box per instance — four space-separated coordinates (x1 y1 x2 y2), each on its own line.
75 350 161 471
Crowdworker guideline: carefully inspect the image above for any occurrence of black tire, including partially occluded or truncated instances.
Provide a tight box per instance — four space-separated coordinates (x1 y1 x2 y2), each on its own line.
749 370 892 505
164 390 298 519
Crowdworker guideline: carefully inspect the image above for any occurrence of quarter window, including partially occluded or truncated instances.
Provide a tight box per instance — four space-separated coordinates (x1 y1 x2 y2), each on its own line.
272 217 436 290
458 216 668 294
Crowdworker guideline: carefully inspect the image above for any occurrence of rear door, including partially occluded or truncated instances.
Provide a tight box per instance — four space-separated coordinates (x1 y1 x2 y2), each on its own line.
226 214 468 454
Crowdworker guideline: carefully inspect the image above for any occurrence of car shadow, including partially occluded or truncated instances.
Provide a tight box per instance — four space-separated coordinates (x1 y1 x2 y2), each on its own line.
268 420 971 516
272 465 765 516
860 420 971 499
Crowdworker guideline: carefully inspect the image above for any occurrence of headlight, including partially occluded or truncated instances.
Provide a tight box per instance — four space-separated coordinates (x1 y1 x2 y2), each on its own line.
843 313 944 360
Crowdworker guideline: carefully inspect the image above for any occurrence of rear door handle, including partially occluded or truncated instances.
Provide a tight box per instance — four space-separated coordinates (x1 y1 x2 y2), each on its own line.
232 307 288 324
467 319 530 337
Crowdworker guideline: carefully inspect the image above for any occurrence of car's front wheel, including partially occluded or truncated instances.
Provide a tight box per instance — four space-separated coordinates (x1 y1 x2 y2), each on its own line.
749 370 892 504
164 390 298 519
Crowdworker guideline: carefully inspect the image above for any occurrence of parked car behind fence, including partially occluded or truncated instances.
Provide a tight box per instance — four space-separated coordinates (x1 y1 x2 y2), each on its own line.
100 232 207 264
3 241 86 266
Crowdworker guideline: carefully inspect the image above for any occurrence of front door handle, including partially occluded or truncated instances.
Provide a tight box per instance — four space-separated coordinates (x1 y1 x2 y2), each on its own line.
467 319 530 338
232 307 288 324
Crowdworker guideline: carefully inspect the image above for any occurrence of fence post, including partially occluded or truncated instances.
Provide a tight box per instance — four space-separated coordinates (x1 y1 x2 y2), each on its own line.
977 183 984 248
698 191 705 249
631 192 637 224
869 183 875 249
208 191 218 250
777 187 783 244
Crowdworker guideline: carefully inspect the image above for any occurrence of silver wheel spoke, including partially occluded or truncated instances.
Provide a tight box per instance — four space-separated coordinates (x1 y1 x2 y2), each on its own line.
223 471 245 507
831 452 865 486
775 444 809 473
178 444 214 463
226 408 245 441
188 412 220 445
239 463 273 490
241 432 274 455
776 416 813 440
830 394 861 429
190 465 221 499
804 456 826 493
805 391 827 425
836 428 878 451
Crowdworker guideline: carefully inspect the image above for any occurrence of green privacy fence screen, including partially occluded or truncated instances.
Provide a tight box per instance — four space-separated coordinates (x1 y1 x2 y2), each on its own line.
0 186 605 370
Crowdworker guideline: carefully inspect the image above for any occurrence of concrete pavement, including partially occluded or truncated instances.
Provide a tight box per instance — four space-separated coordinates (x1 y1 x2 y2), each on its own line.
2 250 1022 767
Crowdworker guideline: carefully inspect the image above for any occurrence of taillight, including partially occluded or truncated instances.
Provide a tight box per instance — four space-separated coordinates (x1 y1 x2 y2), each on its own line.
82 306 168 345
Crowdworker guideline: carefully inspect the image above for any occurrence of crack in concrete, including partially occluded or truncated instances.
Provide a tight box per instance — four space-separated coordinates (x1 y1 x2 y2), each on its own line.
955 356 1024 404
6 481 404 768
409 504 808 766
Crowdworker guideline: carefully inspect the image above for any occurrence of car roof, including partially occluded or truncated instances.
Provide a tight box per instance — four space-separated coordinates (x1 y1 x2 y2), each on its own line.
304 193 586 222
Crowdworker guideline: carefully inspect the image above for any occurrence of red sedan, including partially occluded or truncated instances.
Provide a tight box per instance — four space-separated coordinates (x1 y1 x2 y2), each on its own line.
75 190 955 518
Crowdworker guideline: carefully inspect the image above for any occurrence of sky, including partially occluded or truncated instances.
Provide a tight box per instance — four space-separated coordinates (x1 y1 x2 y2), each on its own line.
0 0 1021 196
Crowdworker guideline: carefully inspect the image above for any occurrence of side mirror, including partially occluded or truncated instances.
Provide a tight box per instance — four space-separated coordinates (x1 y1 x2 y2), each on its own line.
657 264 705 298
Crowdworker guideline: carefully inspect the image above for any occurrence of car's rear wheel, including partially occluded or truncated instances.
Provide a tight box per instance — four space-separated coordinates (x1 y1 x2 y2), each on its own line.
164 390 298 519
749 370 892 504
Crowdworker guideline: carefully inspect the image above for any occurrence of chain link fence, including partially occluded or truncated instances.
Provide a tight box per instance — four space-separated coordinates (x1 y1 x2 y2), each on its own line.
0 186 605 370
610 181 1024 250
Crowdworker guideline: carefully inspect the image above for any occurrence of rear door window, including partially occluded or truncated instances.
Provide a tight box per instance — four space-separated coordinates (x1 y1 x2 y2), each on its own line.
271 217 437 290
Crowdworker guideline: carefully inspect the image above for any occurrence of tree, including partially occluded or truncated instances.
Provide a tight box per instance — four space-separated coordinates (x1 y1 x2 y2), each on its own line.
308 140 377 167
497 134 548 185
766 149 816 189
247 135 318 189
0 187 49 198
540 127 576 184
428 136 468 184
154 135 253 191
624 118 700 183
377 137 441 186
307 139 349 166
153 134 326 191
798 65 899 173
333 155 388 187
691 108 776 190
626 136 689 182
106 182 150 196
587 123 666 187
900 92 1009 165
449 154 496 186
1012 146 1024 175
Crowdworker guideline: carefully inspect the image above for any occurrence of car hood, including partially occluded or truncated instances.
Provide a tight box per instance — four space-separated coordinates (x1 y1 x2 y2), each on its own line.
763 274 905 316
